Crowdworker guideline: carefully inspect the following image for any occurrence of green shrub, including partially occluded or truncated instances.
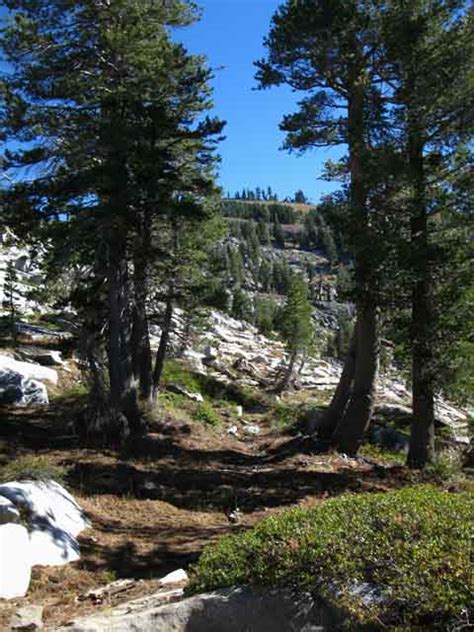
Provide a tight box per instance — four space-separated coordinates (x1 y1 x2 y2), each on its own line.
0 455 66 483
188 486 472 629
270 401 301 429
193 401 221 427
162 359 200 393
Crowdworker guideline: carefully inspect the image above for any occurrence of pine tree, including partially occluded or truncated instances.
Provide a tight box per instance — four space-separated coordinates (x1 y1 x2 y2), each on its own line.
275 275 314 391
257 0 387 453
1 0 223 441
294 190 307 204
273 220 285 249
381 0 473 467
3 260 19 342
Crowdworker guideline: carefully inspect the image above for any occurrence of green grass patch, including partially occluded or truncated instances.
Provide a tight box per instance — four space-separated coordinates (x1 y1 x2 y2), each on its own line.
359 443 406 465
161 359 271 414
50 383 88 402
192 401 221 427
162 359 201 393
188 486 472 629
269 401 302 429
0 455 67 484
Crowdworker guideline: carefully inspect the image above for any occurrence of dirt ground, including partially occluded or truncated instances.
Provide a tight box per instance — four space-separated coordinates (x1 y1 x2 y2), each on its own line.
0 395 411 630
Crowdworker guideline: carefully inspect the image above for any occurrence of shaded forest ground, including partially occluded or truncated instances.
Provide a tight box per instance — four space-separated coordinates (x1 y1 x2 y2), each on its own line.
0 386 426 630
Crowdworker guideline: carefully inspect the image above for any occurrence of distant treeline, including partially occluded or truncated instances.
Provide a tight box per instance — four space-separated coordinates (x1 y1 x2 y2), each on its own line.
224 187 309 204
221 199 301 224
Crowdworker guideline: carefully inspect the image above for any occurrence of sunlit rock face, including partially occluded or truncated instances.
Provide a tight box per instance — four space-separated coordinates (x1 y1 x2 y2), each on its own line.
0 229 44 314
0 480 90 599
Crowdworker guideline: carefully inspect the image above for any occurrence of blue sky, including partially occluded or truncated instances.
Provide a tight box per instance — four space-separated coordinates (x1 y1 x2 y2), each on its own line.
178 0 344 203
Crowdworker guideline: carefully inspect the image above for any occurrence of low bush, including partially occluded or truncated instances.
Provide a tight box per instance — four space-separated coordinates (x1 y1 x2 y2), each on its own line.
425 448 465 484
188 486 472 629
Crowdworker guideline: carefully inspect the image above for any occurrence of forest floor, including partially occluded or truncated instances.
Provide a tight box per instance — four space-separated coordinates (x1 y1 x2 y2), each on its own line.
0 389 418 630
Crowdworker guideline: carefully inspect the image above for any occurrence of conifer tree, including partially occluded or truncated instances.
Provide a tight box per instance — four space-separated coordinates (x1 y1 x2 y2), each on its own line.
275 275 314 391
381 0 473 466
3 260 19 342
1 0 223 441
257 0 386 453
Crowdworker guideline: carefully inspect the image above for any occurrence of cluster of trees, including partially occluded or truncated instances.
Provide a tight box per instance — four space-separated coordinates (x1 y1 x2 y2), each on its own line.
1 0 470 471
227 186 278 201
224 201 343 263
258 0 472 467
226 186 309 204
0 0 224 442
221 199 298 223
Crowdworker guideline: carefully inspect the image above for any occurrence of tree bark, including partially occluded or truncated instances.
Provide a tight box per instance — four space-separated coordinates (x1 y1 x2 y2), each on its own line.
274 349 298 394
151 288 174 400
333 304 379 455
106 233 143 436
317 324 357 440
406 118 435 468
131 209 153 401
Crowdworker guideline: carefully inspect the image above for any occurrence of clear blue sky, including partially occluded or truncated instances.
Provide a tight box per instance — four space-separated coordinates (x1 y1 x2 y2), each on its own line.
178 0 344 203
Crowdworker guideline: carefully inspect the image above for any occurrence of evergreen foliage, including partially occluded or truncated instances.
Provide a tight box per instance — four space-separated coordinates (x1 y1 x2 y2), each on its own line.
0 0 224 440
3 259 19 341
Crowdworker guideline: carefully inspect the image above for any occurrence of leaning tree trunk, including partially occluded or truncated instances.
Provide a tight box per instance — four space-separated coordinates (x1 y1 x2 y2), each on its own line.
317 324 357 440
274 349 298 394
333 304 379 455
407 120 435 468
151 288 174 400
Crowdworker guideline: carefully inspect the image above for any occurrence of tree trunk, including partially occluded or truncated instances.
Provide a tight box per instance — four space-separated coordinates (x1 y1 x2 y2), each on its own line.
317 69 380 449
317 324 357 440
333 304 379 455
131 210 153 401
151 289 174 400
106 233 143 438
274 349 297 394
406 119 435 468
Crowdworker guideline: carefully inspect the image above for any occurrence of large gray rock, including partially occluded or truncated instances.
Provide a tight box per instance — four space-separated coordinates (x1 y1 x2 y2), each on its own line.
0 523 31 599
0 495 20 524
0 367 49 406
59 586 344 632
19 349 64 367
0 480 89 568
0 355 58 384
10 605 44 630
